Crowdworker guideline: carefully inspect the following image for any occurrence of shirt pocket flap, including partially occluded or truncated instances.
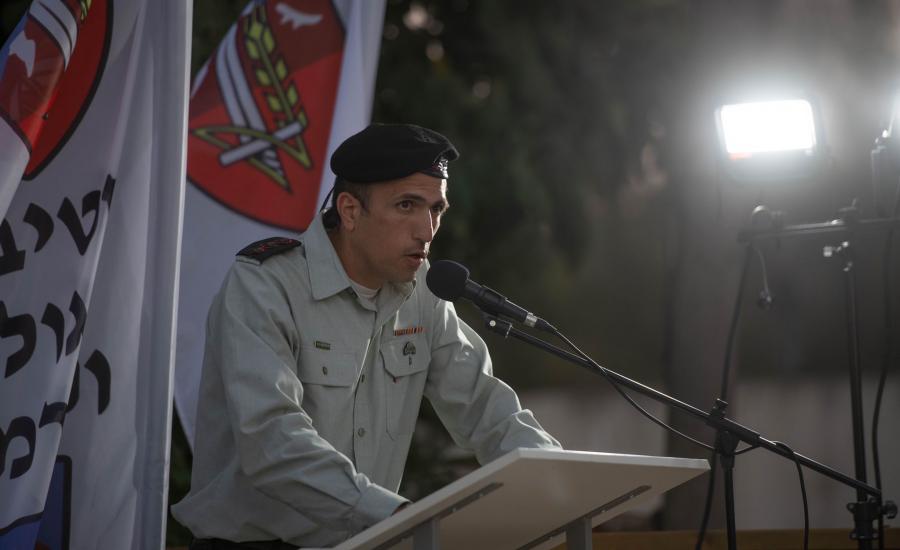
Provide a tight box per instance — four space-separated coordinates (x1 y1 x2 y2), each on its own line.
382 339 429 378
298 347 358 387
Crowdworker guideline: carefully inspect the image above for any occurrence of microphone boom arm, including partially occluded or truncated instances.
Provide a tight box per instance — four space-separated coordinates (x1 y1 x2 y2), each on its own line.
480 313 881 498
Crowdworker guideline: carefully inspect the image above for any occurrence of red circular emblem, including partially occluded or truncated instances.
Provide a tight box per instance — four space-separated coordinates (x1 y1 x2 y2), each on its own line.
0 0 113 179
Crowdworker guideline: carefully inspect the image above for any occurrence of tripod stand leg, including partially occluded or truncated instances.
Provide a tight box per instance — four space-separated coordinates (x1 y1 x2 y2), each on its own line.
709 399 741 550
722 453 737 550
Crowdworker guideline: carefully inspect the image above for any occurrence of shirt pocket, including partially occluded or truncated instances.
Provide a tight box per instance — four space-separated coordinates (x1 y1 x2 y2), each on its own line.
380 338 429 440
297 346 358 424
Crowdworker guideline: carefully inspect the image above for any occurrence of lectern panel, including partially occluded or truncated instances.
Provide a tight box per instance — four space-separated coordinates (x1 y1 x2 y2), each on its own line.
331 449 708 550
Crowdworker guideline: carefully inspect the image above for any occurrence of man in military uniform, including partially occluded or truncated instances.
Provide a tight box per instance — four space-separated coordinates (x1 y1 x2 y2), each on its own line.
172 124 560 549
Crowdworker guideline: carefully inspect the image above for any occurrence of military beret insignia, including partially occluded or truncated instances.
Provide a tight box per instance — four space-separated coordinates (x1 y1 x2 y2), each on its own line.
236 237 301 262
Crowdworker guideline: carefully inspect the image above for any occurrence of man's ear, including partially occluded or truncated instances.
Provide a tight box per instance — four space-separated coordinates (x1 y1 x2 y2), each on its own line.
335 191 362 231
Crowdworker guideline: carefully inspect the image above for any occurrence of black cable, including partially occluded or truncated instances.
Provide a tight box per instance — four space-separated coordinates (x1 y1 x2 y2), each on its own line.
734 444 759 456
694 452 718 550
549 328 716 453
773 441 809 550
718 245 754 400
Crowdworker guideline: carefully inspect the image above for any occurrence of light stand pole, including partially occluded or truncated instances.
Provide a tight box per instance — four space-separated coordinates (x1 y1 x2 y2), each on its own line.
826 232 876 547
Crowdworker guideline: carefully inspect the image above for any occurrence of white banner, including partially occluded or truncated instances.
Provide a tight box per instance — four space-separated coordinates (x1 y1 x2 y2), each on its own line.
175 0 386 446
0 0 190 548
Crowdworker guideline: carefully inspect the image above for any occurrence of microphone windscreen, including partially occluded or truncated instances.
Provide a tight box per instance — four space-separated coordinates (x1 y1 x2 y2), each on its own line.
426 260 470 301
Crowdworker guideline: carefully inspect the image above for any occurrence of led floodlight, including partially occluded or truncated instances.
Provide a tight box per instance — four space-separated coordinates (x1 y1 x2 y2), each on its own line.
715 98 824 182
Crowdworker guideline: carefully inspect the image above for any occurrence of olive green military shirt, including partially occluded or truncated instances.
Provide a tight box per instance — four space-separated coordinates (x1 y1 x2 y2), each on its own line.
171 215 560 547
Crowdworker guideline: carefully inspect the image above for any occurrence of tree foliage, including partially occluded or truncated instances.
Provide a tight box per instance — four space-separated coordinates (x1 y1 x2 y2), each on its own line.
374 1 702 391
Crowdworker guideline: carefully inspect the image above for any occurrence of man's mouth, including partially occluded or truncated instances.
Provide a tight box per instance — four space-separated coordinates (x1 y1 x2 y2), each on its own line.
401 250 428 276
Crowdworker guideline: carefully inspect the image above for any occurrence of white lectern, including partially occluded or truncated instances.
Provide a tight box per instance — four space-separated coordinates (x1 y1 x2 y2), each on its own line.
332 449 708 550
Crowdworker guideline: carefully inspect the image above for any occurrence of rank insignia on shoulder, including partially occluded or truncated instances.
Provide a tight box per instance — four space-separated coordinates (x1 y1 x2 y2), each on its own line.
237 237 301 262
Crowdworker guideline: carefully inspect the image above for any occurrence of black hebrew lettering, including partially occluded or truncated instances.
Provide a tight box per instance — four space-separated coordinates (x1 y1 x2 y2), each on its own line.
0 302 36 379
23 204 54 252
101 174 116 207
66 362 80 413
84 350 110 414
0 416 36 479
64 292 86 356
41 303 65 362
0 220 26 276
58 190 101 255
39 402 67 427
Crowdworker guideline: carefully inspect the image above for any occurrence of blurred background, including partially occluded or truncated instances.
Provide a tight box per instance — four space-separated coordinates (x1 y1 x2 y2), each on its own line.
5 0 900 545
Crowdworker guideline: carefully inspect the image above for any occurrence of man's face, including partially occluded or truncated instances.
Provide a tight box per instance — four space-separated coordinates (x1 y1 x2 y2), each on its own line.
342 172 448 288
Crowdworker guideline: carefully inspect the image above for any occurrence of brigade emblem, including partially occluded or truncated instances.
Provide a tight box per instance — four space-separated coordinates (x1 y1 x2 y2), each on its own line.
0 0 112 179
187 0 345 231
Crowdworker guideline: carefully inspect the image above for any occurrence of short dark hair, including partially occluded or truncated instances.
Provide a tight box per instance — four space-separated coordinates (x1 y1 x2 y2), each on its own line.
331 177 370 211
322 178 371 229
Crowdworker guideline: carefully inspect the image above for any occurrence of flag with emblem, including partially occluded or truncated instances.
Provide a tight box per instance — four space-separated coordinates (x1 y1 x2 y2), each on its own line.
176 0 386 445
0 0 190 548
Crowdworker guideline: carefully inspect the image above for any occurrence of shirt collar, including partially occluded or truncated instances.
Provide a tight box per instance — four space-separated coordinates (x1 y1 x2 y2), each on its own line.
303 214 417 302
305 214 353 300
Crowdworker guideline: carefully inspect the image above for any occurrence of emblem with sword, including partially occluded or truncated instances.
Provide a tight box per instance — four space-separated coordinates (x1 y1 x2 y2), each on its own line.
192 3 323 192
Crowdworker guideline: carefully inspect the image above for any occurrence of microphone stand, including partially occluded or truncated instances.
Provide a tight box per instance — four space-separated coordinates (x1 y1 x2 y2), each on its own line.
480 313 882 550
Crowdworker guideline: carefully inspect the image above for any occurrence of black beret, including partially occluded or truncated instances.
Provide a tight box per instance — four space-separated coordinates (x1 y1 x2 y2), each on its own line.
330 123 459 183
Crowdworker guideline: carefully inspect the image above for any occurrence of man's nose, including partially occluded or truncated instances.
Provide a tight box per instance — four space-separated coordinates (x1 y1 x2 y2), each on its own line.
413 210 437 243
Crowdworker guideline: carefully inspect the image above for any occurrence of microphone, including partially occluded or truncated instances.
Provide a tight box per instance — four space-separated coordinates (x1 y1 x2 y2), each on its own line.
426 260 554 331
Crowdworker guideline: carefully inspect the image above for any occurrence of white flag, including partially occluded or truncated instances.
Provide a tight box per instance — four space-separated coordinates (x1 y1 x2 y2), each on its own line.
0 0 190 548
175 0 386 446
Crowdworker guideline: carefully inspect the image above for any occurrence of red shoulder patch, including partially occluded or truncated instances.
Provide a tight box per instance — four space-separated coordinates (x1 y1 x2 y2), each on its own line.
236 237 301 261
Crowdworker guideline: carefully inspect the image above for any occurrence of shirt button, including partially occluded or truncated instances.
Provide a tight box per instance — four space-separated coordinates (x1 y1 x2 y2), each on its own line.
322 366 328 375
357 428 366 437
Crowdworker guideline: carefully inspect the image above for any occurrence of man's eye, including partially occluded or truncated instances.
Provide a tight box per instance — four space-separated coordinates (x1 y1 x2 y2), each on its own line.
398 200 413 210
431 204 445 215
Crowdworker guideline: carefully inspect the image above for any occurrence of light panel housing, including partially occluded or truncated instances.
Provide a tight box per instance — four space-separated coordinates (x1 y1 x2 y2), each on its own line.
715 97 824 182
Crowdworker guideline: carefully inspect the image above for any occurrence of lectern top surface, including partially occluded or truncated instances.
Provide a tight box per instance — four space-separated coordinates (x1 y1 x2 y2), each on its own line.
329 449 708 550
